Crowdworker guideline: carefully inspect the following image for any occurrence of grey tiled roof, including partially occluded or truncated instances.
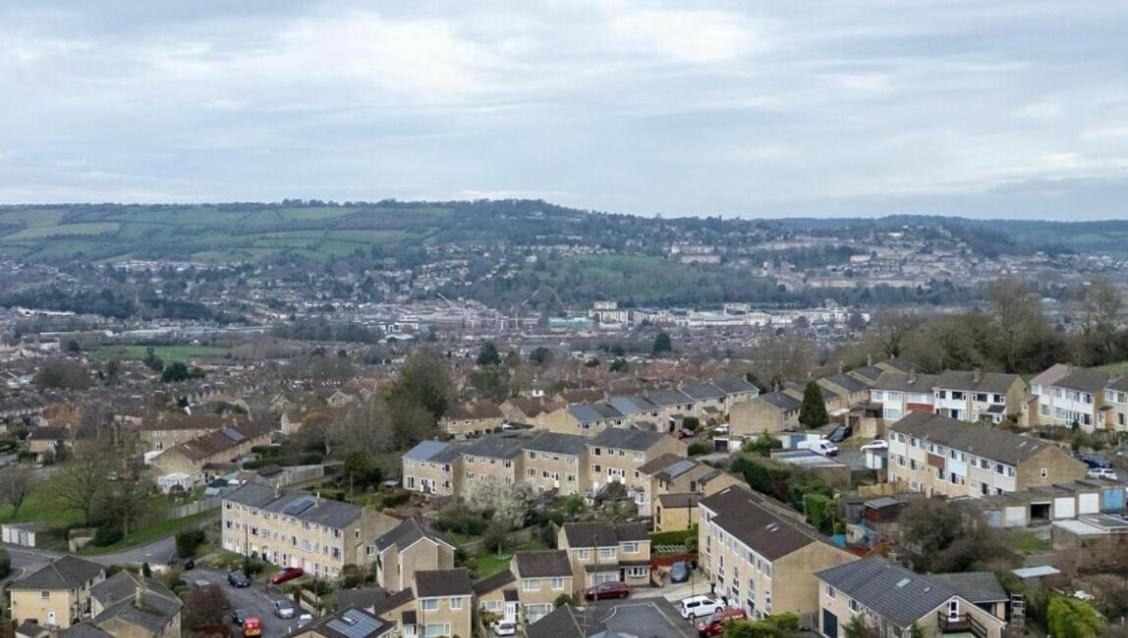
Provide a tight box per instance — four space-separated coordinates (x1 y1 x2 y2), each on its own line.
472 569 516 595
403 440 451 462
224 483 363 529
710 377 759 395
890 412 1058 466
818 557 951 627
1055 368 1115 393
872 372 940 393
515 550 573 578
680 383 725 401
589 428 671 451
699 486 822 560
929 572 1008 603
758 391 801 411
934 370 1022 395
461 432 528 459
644 388 694 407
524 431 588 456
374 518 451 552
824 373 869 393
414 568 473 597
12 555 103 591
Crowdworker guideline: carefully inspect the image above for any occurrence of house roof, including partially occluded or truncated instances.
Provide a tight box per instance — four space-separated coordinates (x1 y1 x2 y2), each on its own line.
12 555 103 591
871 372 940 393
91 574 182 634
758 391 801 411
1108 376 1128 392
403 440 451 462
608 396 659 416
311 607 394 638
224 483 364 529
824 373 869 393
370 588 415 617
657 492 700 508
816 556 955 629
514 550 573 578
929 572 1008 604
934 370 1021 394
527 604 600 638
335 588 388 611
567 403 622 424
710 377 759 395
680 383 725 401
561 521 648 547
636 453 696 477
699 486 821 560
164 420 268 461
445 401 504 421
57 624 113 638
374 518 452 553
1055 368 1114 393
890 412 1055 466
414 569 473 597
645 388 694 407
472 569 517 595
461 432 528 459
1029 363 1072 388
524 431 588 456
589 428 670 451
849 366 886 383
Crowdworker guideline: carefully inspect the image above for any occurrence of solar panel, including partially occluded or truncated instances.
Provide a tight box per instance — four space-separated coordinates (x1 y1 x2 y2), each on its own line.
283 495 316 516
326 611 382 638
666 459 696 477
222 427 245 442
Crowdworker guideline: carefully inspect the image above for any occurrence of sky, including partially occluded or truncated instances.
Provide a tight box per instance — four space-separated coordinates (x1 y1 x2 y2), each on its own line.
2 1 1127 220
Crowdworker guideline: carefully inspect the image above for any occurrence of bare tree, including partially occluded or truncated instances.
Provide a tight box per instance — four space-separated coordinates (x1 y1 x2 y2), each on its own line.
987 278 1044 372
1081 277 1124 361
330 396 394 456
0 466 37 517
105 472 156 536
870 310 921 359
182 584 229 630
748 335 816 388
49 441 113 526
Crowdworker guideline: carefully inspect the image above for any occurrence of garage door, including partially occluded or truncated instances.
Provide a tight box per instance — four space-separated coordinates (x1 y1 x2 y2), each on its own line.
1079 493 1100 514
1005 506 1026 527
1054 497 1076 519
822 609 839 638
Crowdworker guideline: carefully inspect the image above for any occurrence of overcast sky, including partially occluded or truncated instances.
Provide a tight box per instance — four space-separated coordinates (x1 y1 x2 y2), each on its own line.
2 1 1127 219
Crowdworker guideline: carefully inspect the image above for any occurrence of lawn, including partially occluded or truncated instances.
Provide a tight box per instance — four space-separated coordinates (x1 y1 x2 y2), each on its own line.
1099 361 1128 376
1008 529 1050 553
77 510 218 555
473 539 547 579
88 344 231 360
0 480 86 529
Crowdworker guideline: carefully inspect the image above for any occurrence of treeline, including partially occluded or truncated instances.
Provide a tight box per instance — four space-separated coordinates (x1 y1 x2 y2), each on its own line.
270 317 383 343
840 278 1128 374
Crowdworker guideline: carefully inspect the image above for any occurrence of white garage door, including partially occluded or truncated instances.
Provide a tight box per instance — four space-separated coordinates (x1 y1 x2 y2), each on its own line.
1005 506 1026 527
1079 493 1100 514
1054 497 1076 519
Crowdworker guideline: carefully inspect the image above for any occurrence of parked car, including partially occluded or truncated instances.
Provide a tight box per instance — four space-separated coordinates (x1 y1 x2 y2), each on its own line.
678 595 724 620
584 581 631 600
230 609 248 627
270 567 304 584
1080 453 1112 469
227 571 250 588
828 425 851 443
493 620 517 636
242 616 263 637
669 561 690 584
677 428 696 440
1087 468 1119 480
273 599 295 619
797 439 839 456
698 608 747 636
298 613 314 628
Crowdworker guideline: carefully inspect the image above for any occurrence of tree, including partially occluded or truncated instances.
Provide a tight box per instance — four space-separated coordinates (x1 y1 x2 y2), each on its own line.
183 584 229 630
1081 277 1124 363
529 347 553 366
1047 596 1103 638
652 332 673 355
176 529 207 558
870 310 920 358
609 357 629 373
465 478 534 532
388 395 438 450
0 467 37 517
986 278 1044 372
798 380 828 428
160 361 205 383
389 349 453 419
896 499 1017 572
33 359 92 390
142 347 164 372
66 339 81 353
476 341 501 367
104 358 122 385
106 472 155 536
49 442 113 526
343 450 381 494
843 615 881 638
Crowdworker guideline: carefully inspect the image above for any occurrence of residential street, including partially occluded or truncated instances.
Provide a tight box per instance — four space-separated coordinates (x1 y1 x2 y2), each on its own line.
4 534 177 578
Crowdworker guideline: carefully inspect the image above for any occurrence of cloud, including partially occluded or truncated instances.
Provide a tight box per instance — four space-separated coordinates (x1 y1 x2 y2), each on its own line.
606 8 766 64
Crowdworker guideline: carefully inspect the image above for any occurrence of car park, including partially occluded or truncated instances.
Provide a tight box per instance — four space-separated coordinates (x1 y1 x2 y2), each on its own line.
678 595 724 620
698 608 747 636
270 567 304 584
584 581 631 600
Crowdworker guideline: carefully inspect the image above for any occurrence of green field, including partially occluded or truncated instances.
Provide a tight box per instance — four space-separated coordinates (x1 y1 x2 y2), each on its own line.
77 510 217 556
1099 361 1128 376
473 539 547 579
88 344 232 360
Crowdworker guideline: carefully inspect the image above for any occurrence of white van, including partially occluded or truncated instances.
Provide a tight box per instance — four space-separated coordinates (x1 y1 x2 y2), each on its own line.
797 438 839 456
678 595 725 619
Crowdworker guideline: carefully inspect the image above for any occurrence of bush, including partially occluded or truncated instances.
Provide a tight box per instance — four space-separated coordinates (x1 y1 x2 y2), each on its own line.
0 547 10 579
650 528 697 547
682 417 701 432
176 529 207 558
687 442 712 456
381 490 411 509
92 521 123 547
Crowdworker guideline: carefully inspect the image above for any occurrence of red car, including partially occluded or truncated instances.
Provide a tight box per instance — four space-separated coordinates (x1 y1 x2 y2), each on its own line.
269 567 304 584
584 581 630 600
676 428 695 440
697 608 746 636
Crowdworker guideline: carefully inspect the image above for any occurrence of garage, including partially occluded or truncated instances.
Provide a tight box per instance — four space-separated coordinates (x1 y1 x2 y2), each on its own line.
1053 496 1076 520
1078 493 1100 515
1004 506 1027 528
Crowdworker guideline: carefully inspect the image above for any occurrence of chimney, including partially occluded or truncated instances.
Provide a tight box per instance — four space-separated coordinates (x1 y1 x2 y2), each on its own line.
274 483 281 498
867 354 873 367
908 366 917 384
973 368 982 383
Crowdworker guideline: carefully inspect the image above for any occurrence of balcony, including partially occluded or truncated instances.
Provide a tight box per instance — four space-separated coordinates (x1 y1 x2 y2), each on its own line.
937 612 987 638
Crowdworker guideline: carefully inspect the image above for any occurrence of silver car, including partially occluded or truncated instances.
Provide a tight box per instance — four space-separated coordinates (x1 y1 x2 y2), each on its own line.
273 599 296 619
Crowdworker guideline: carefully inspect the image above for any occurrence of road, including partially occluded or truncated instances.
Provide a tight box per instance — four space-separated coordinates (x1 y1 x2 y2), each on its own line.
5 535 177 579
191 566 309 636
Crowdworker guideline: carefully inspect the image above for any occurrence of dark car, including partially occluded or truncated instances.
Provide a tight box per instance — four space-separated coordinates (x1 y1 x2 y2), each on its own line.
231 609 248 627
669 561 690 584
584 581 630 600
270 567 304 585
1080 453 1111 469
227 570 250 588
828 425 851 443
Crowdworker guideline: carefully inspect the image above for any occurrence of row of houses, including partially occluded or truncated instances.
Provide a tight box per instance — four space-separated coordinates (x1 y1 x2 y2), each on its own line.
1029 364 1128 432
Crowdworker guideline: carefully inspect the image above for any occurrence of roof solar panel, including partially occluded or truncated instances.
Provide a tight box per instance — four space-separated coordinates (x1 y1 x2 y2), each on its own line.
327 611 382 638
283 495 316 516
221 427 245 442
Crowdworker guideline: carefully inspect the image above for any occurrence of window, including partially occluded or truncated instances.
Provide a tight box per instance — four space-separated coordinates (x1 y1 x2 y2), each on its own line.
421 599 438 611
826 585 836 599
579 549 591 560
1041 468 1048 478
450 596 463 610
622 542 639 553
40 590 50 600
523 579 537 592
423 624 450 638
552 577 565 589
848 598 860 612
599 548 615 559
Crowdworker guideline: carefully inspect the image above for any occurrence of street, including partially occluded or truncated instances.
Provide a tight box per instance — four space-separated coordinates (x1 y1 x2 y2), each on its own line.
5 534 178 580
191 566 309 636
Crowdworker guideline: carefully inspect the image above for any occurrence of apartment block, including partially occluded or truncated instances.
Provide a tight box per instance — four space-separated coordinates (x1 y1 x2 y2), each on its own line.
698 486 856 623
520 431 589 496
887 412 1086 498
401 441 461 497
221 483 397 579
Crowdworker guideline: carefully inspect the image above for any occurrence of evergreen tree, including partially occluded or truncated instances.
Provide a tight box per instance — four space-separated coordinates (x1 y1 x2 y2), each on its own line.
652 332 672 355
476 341 501 367
799 380 828 428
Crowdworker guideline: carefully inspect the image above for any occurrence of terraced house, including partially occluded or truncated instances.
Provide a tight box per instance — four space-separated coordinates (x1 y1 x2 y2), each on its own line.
521 431 589 495
1030 365 1115 431
1107 376 1128 431
869 372 939 424
931 370 1025 424
401 440 460 497
585 429 687 510
458 432 527 492
221 483 397 579
558 522 652 595
541 402 626 435
887 412 1086 498
698 486 855 624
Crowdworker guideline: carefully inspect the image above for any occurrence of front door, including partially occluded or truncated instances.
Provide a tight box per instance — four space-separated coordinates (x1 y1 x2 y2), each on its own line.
948 599 960 620
822 609 838 638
